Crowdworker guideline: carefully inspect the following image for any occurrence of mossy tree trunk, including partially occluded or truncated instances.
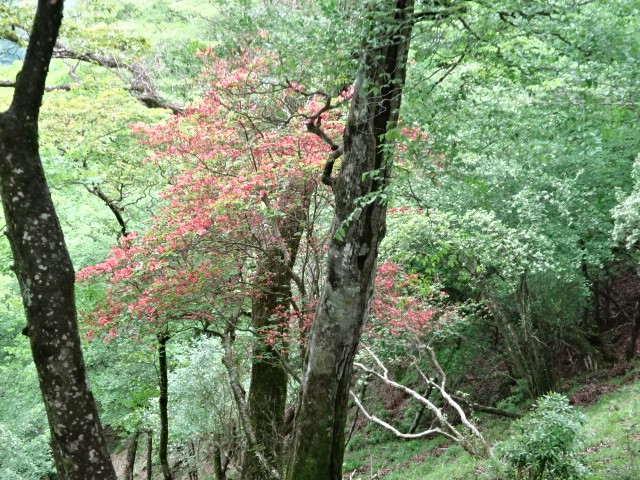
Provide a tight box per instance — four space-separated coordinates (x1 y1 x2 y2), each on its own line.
0 1 116 478
285 2 415 479
242 199 309 480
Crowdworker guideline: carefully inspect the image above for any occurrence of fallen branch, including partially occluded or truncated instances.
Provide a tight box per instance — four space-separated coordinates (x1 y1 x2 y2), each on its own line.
353 345 492 458
449 392 522 419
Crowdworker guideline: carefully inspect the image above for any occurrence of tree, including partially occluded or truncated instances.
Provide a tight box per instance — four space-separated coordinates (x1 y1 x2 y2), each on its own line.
0 1 116 479
394 0 640 396
79 47 343 480
286 1 415 479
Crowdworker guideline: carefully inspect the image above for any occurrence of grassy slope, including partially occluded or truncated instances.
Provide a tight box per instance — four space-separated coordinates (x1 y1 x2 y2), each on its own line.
344 368 640 480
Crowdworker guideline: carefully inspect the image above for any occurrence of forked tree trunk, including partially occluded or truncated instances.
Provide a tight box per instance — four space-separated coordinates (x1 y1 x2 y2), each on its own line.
0 1 116 478
286 2 415 479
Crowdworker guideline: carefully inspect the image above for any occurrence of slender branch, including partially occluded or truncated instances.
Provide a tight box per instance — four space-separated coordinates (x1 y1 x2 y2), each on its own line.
220 324 281 480
349 390 452 440
355 345 492 458
287 83 347 187
424 346 488 448
0 80 70 91
449 392 522 419
84 183 128 238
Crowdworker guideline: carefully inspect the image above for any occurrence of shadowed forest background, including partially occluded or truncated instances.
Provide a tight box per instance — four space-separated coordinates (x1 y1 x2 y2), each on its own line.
1 1 640 479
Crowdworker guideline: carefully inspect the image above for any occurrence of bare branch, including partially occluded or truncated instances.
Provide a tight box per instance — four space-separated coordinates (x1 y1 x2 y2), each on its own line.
424 346 488 449
449 392 522 419
83 183 128 238
52 42 184 114
0 80 71 91
349 390 452 440
355 345 492 458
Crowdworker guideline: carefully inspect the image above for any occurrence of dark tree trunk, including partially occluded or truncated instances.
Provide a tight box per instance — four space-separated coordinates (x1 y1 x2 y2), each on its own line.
626 301 640 360
0 2 116 479
123 431 140 480
188 440 199 480
242 200 308 479
285 2 415 479
158 332 174 480
146 431 153 480
242 212 309 480
213 441 227 480
242 271 289 480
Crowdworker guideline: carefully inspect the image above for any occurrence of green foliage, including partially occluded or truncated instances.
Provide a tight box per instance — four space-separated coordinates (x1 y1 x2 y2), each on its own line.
0 275 53 479
3 0 640 477
209 0 359 95
493 393 589 480
0 1 32 46
169 336 236 444
0 424 53 480
612 154 640 250
383 0 640 399
83 333 158 435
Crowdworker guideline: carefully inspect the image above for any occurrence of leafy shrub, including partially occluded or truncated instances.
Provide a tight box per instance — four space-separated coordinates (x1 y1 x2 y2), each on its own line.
492 393 589 480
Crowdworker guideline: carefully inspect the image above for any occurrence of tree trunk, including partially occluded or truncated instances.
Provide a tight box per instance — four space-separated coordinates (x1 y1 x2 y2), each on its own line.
285 2 415 479
157 331 174 480
188 440 199 480
213 441 227 480
146 431 153 480
625 301 640 360
0 2 116 479
123 431 140 480
242 201 308 480
222 322 282 480
242 274 289 480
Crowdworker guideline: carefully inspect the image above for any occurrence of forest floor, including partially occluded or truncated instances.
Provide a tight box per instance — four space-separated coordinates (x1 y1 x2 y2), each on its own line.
342 360 640 480
111 358 640 479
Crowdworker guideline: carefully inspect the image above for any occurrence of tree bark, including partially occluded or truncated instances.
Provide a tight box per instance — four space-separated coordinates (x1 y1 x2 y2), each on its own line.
213 441 227 480
187 440 199 480
285 2 415 479
242 195 309 479
625 301 640 361
0 2 116 479
242 262 290 480
221 323 282 480
146 431 153 480
123 431 140 480
157 331 174 480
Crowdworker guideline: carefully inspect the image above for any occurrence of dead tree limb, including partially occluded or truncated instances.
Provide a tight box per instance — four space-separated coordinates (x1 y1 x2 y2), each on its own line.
353 346 492 458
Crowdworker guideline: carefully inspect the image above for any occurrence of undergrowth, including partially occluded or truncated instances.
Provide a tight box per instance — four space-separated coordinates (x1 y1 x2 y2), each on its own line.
343 366 640 480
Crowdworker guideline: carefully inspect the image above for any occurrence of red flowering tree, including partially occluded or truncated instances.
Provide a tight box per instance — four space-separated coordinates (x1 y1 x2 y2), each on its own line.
80 48 346 479
79 37 446 479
